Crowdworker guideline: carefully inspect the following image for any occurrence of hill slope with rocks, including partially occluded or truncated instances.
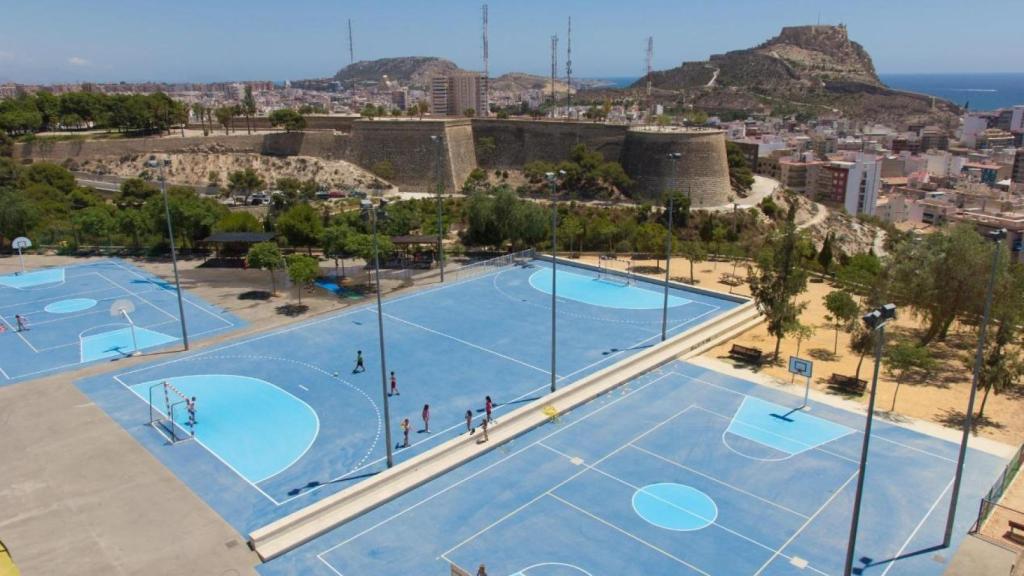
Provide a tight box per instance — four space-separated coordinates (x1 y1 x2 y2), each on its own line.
332 57 462 88
627 25 958 126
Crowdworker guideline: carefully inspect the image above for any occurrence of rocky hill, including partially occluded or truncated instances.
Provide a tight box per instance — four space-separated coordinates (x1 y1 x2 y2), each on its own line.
332 57 462 88
489 72 570 94
629 25 958 126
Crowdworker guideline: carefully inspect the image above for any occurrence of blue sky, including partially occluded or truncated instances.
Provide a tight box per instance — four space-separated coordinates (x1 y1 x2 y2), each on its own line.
1 0 1022 84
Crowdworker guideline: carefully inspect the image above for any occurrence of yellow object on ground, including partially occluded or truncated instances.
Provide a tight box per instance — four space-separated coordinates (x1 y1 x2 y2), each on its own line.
0 540 20 576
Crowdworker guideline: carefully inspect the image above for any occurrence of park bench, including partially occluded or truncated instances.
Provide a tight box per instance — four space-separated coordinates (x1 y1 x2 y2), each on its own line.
828 373 867 395
1010 519 1024 536
728 344 764 365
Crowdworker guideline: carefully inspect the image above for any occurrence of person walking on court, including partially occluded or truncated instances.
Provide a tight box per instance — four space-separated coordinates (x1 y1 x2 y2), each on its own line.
485 395 493 423
389 371 399 396
479 417 489 443
421 404 430 433
400 417 410 448
353 350 365 373
14 314 28 332
465 409 474 434
476 565 488 576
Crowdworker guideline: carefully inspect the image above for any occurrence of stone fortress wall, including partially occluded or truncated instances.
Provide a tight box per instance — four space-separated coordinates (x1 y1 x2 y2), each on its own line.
14 118 731 202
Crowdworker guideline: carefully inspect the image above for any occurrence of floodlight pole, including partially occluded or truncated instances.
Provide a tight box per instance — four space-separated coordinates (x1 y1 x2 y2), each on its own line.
431 135 445 282
844 305 895 576
155 156 189 350
662 153 681 342
547 171 560 394
943 229 1005 546
369 204 395 468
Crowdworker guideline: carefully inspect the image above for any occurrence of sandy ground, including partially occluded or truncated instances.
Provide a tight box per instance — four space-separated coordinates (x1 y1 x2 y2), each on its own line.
980 470 1024 552
581 253 1024 448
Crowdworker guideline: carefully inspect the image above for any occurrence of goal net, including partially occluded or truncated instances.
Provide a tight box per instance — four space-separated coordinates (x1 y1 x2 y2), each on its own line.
147 380 197 443
596 256 633 286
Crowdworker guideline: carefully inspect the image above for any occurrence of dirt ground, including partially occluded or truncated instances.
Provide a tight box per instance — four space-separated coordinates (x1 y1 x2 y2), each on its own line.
582 253 1024 448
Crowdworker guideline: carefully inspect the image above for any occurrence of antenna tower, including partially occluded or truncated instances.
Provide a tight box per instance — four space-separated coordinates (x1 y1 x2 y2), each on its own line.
482 4 489 117
565 16 573 117
348 19 354 64
550 35 558 118
645 36 653 100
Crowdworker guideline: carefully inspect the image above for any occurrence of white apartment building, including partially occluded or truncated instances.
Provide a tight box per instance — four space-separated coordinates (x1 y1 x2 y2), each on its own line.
845 153 881 216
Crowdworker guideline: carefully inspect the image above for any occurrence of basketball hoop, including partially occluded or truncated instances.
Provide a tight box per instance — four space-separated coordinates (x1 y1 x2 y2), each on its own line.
111 299 140 356
11 237 31 275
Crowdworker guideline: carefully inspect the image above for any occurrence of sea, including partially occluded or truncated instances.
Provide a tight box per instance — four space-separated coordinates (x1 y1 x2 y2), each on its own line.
879 73 1024 112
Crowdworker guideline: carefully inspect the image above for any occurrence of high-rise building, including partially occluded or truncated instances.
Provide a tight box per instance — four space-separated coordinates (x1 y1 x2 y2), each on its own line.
1014 149 1024 184
845 153 881 215
429 73 489 117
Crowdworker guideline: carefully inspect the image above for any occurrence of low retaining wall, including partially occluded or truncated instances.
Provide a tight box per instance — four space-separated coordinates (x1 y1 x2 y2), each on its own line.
248 264 759 560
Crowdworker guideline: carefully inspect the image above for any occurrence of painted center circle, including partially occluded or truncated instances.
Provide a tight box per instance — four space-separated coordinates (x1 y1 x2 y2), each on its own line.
44 298 98 314
632 483 718 531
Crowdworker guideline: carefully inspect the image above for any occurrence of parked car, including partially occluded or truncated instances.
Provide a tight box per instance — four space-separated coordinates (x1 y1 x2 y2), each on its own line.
328 190 345 198
315 191 330 200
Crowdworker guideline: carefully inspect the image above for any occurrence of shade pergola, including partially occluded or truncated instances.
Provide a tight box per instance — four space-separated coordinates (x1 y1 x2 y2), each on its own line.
389 235 440 269
202 232 277 262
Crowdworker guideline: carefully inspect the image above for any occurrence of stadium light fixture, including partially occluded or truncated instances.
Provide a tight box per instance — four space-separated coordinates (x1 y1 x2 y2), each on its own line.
844 303 896 576
146 155 189 351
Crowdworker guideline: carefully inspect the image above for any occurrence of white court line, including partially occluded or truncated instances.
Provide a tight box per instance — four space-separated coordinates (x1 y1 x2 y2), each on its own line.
0 315 40 352
584 464 782 555
625 444 810 520
440 403 700 559
380 311 557 377
879 476 955 576
668 370 959 465
753 470 859 576
96 270 179 323
0 365 10 380
316 372 677 560
108 260 237 328
6 287 164 324
691 404 859 465
0 273 121 310
298 385 310 392
548 493 712 576
113 373 281 504
108 266 503 382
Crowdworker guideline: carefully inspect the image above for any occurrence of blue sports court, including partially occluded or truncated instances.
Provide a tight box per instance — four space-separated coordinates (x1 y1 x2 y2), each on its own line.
258 362 1005 576
75 257 743 532
0 260 241 384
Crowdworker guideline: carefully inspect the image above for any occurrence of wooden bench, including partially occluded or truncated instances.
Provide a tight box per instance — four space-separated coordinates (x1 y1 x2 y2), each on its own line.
828 373 868 395
1010 520 1024 536
729 344 764 365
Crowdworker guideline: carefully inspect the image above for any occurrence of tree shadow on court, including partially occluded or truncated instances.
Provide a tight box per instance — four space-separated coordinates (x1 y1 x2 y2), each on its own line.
807 348 837 362
935 407 1004 432
286 471 381 497
238 290 272 301
275 304 309 317
602 344 653 356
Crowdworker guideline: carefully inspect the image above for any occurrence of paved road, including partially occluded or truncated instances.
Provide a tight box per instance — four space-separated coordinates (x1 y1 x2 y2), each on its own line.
74 171 220 196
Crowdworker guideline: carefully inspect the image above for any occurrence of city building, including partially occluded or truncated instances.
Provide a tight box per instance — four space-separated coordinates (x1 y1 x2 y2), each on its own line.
845 153 881 215
1013 149 1024 184
430 73 489 117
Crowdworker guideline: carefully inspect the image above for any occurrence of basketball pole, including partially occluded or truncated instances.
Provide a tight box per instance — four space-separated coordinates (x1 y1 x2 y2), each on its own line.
369 203 394 468
546 171 562 394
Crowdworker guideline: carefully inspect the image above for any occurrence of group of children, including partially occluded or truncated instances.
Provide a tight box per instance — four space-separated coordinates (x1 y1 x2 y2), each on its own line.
354 349 497 451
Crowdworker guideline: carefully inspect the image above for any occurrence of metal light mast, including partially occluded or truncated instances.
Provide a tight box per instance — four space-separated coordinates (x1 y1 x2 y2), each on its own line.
565 17 573 118
482 4 489 117
646 36 654 111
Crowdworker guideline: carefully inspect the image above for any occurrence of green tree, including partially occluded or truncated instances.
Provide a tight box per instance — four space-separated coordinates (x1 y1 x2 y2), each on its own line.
0 188 39 247
476 136 497 164
321 224 352 279
748 200 810 360
347 232 395 285
463 108 476 118
634 222 667 269
246 241 284 294
360 104 381 120
241 86 257 135
974 257 1024 419
275 203 323 254
824 289 859 355
214 211 262 233
818 233 834 273
558 214 584 255
72 206 115 246
116 178 159 208
890 224 990 344
214 106 235 134
116 208 149 250
371 160 395 181
836 252 882 295
268 109 307 132
679 240 707 284
725 141 754 193
285 253 319 305
227 169 265 197
884 341 935 412
18 162 76 194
